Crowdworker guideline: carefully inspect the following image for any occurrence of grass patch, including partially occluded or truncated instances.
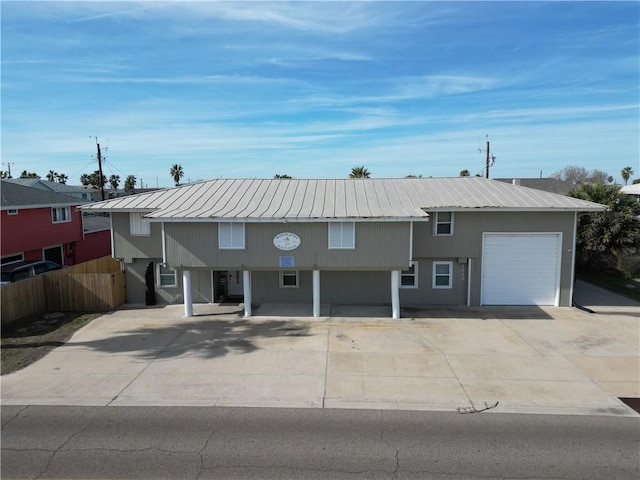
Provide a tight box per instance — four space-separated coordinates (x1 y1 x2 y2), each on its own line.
576 270 640 303
1 312 102 375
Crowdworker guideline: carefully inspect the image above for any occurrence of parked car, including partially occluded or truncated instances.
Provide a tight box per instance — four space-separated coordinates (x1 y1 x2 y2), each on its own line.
0 260 64 285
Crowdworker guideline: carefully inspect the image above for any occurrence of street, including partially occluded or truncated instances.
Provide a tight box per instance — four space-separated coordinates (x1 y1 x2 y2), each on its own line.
2 405 639 479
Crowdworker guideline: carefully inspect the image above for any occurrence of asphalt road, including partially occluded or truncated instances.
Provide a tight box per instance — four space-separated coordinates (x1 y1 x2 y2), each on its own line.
2 406 639 479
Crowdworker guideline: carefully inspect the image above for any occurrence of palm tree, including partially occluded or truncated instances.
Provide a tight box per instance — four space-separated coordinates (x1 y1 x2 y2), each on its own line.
124 175 136 193
20 170 39 179
621 166 634 185
46 170 58 182
568 183 640 272
56 173 68 184
349 166 371 178
109 174 120 191
79 173 92 186
459 170 470 177
170 164 184 186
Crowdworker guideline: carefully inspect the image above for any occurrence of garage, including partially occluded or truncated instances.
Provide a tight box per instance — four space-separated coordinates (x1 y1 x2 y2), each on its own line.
481 233 562 306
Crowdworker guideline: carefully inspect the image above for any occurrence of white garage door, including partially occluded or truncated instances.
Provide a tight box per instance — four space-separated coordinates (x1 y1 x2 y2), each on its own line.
482 233 561 306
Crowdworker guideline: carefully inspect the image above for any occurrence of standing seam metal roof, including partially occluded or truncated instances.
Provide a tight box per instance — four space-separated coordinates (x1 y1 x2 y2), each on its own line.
81 177 606 219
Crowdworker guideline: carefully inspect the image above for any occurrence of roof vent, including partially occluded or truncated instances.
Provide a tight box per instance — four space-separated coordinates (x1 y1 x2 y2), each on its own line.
512 179 521 186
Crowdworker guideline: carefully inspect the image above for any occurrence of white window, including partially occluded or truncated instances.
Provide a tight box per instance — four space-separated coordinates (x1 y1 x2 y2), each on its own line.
435 212 454 235
7 209 18 215
158 264 177 287
433 261 453 289
279 270 299 288
219 222 245 249
52 207 71 223
328 222 355 249
130 212 151 236
400 261 418 288
1 253 24 265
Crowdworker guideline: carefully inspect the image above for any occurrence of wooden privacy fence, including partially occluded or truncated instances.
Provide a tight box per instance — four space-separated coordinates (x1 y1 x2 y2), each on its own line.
1 275 46 328
1 256 125 328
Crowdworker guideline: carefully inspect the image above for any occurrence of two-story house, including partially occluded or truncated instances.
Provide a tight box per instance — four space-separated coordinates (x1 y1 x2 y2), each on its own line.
82 177 605 317
1 181 111 266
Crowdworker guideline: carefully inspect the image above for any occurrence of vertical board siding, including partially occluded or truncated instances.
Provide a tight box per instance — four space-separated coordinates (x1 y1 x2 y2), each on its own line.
125 258 184 305
112 213 163 262
0 275 46 328
400 259 467 306
1 256 125 325
413 211 575 306
45 271 126 311
166 221 411 269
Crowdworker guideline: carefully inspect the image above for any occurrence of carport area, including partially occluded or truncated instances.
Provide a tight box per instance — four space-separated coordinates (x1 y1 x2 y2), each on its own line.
2 281 638 416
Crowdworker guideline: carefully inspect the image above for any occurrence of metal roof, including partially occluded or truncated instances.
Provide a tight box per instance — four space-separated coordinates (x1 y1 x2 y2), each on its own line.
494 177 575 195
1 180 87 209
81 177 606 221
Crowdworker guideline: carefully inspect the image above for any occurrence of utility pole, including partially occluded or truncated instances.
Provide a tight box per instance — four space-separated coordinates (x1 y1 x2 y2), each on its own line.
2 162 14 178
485 139 490 179
96 141 106 201
478 135 496 179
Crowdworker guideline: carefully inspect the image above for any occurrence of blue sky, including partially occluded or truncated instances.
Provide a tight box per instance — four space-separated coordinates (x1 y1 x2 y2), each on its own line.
2 1 638 187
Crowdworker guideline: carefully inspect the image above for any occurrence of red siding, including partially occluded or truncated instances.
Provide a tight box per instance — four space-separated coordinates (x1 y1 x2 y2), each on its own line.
75 230 112 263
1 206 83 262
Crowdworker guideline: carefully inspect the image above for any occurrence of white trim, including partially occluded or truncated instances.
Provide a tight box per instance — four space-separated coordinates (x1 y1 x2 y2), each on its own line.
279 270 299 288
157 264 178 288
328 222 355 249
434 211 454 236
400 261 419 289
409 221 414 264
51 206 72 224
4 202 82 211
7 209 18 215
1 253 24 265
481 232 562 306
109 214 115 259
569 211 577 305
142 216 431 223
161 222 167 265
218 222 245 249
432 261 453 289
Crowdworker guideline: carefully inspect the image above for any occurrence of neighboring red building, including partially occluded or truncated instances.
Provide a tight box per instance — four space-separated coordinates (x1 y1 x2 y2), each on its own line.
1 181 111 266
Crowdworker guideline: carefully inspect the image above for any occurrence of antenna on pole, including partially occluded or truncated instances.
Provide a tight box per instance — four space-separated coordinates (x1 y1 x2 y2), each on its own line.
2 162 14 178
478 135 496 179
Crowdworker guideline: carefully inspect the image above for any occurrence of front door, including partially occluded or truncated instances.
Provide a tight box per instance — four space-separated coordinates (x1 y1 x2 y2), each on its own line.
227 270 244 297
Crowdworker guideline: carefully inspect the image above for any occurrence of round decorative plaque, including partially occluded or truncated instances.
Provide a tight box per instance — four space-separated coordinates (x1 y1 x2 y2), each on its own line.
273 232 301 251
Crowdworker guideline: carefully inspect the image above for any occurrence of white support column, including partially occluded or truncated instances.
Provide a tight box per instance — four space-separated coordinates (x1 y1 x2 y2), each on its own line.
391 270 400 319
243 270 252 317
467 258 472 307
313 270 320 317
183 270 193 317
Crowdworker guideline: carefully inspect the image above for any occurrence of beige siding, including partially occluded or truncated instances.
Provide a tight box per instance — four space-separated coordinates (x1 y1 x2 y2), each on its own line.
112 213 163 262
166 222 411 270
413 211 575 306
399 259 467 306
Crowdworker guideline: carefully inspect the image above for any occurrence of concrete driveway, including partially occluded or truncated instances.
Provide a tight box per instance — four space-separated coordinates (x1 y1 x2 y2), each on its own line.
2 281 638 416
